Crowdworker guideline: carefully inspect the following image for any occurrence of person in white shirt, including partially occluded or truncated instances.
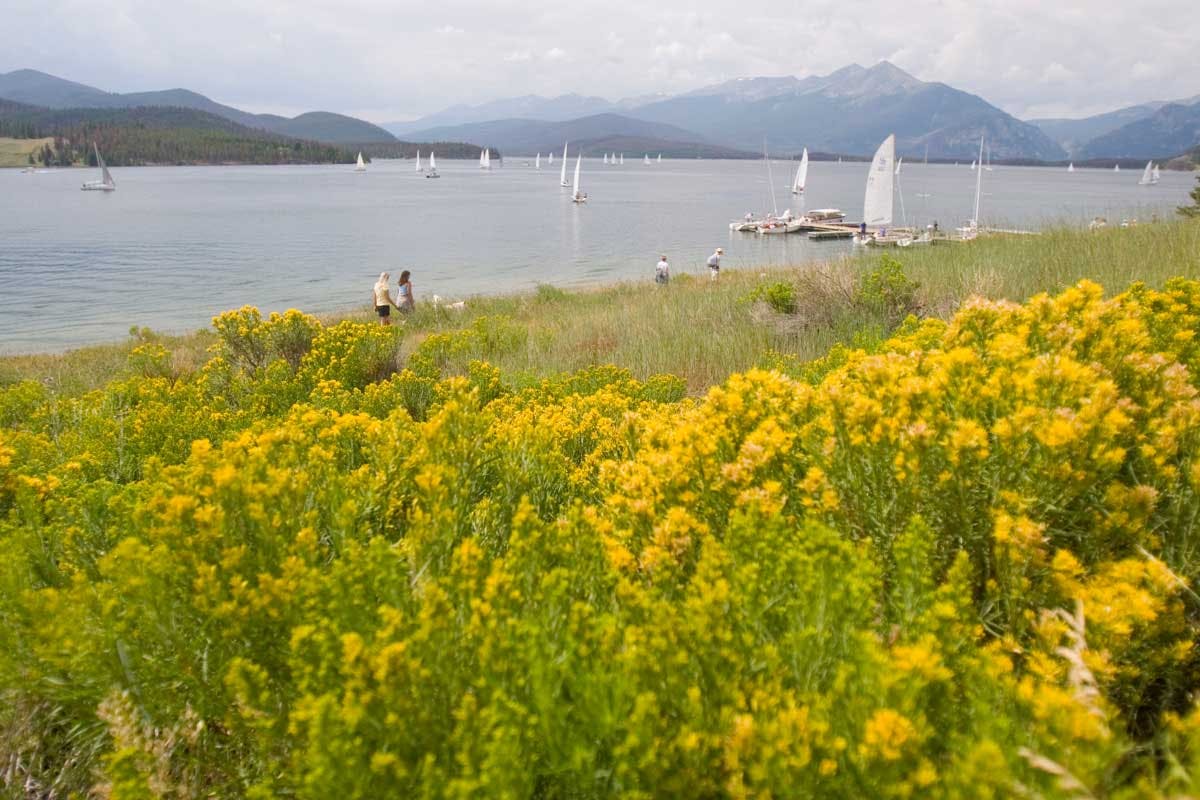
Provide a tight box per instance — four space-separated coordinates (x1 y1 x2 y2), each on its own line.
372 272 398 325
655 255 670 285
707 248 723 280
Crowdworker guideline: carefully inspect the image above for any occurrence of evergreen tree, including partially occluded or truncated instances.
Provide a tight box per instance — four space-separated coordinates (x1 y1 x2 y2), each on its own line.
1180 174 1200 218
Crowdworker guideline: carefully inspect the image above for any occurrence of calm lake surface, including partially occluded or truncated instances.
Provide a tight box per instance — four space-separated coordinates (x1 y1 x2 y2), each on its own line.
0 158 1193 353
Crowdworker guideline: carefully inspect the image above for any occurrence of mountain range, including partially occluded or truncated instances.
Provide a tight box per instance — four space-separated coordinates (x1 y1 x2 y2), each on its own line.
3 65 1198 164
1031 95 1200 158
0 69 396 143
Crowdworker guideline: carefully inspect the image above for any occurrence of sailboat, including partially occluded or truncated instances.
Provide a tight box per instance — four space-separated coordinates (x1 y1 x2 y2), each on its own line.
1152 164 1161 183
619 154 624 165
1114 164 1120 172
571 154 587 203
1067 162 1075 173
426 151 439 178
480 148 492 170
535 153 541 170
81 143 116 192
857 134 899 245
958 135 986 241
657 154 661 163
644 154 650 165
1138 161 1155 185
560 143 570 187
970 160 976 171
355 152 367 172
895 156 903 176
415 150 423 172
603 153 609 165
548 151 554 165
984 144 994 171
792 147 808 195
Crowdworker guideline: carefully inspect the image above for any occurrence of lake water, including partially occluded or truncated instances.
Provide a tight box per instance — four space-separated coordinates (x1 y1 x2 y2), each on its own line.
0 158 1192 353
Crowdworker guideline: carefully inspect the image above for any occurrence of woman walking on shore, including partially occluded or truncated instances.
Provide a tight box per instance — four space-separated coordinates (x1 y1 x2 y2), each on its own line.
373 272 398 325
396 270 415 313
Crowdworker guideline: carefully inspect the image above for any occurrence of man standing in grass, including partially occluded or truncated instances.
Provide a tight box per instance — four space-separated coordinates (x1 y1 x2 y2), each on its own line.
656 255 670 285
707 247 723 280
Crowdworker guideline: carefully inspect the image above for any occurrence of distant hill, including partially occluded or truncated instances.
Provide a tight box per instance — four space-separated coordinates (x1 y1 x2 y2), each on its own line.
626 62 1066 160
0 69 396 143
1079 101 1200 159
386 93 619 135
0 103 359 166
1030 95 1200 157
401 113 746 157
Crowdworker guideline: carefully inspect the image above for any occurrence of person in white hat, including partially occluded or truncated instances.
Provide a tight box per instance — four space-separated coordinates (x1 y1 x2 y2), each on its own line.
707 247 723 280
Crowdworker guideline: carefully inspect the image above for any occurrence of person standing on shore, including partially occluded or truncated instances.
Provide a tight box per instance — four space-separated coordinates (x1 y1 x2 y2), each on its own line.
372 272 397 325
707 247 723 280
655 255 670 285
396 270 415 313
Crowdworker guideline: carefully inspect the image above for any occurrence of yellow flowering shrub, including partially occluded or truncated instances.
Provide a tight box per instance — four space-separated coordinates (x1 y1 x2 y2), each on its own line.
3 282 1200 797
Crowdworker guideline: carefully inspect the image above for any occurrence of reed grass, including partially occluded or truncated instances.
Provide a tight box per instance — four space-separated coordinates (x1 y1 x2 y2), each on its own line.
4 220 1198 395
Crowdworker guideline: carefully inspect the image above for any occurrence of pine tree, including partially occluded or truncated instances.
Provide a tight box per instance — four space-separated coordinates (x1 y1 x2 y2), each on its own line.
1180 174 1200 218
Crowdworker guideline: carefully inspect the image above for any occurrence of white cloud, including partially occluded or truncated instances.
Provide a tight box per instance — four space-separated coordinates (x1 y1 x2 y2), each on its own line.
0 0 1196 121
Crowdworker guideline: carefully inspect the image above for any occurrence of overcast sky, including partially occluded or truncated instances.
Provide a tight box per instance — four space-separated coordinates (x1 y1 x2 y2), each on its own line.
4 0 1198 123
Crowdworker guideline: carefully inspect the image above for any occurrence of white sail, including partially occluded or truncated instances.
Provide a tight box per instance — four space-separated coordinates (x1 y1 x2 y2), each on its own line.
83 143 117 191
792 147 808 195
572 154 582 196
98 146 114 187
862 134 895 227
657 154 661 163
619 154 624 165
429 151 436 170
973 135 985 226
483 148 491 169
603 153 608 165
1152 164 1161 183
535 153 541 170
1139 161 1154 185
644 154 650 165
1114 164 1120 172
895 156 903 176
355 152 366 172
1067 162 1075 172
970 160 976 170
548 152 554 165
415 150 421 172
560 143 569 186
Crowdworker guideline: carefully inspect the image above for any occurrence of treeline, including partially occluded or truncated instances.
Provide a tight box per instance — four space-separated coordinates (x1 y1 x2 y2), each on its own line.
0 104 358 166
355 141 493 160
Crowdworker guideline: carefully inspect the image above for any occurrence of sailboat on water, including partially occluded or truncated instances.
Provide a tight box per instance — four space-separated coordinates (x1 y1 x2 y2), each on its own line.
426 151 439 178
958 135 986 241
535 153 541 170
644 154 650 165
1138 161 1157 186
415 150 423 172
1114 164 1120 172
657 154 661 163
355 152 366 172
560 143 570 187
619 154 624 165
1067 162 1075 173
571 155 587 203
548 151 554 165
480 148 492 170
81 143 116 192
1152 164 1161 183
603 153 609 165
792 148 808 195
857 134 908 246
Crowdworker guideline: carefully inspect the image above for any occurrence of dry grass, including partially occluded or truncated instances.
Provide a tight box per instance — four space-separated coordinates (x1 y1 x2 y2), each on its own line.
0 137 53 168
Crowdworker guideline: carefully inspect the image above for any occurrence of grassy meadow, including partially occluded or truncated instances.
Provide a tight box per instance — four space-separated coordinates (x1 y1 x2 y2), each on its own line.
2 220 1200 797
0 136 53 168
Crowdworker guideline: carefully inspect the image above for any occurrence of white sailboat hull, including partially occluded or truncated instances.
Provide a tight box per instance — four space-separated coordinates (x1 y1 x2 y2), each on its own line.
81 182 115 192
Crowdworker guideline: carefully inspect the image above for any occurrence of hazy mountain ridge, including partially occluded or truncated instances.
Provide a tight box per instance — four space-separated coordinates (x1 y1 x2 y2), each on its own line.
1079 101 1200 160
1030 94 1200 157
0 69 396 143
401 113 743 157
399 62 1067 160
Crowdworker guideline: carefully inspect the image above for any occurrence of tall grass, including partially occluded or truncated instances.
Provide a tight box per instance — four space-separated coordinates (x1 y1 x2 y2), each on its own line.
4 220 1198 395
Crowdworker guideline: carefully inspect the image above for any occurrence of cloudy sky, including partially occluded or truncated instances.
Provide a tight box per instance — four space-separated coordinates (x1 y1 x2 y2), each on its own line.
4 0 1198 123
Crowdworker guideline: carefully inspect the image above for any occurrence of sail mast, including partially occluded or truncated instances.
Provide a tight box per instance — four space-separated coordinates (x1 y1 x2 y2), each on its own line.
973 135 984 226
